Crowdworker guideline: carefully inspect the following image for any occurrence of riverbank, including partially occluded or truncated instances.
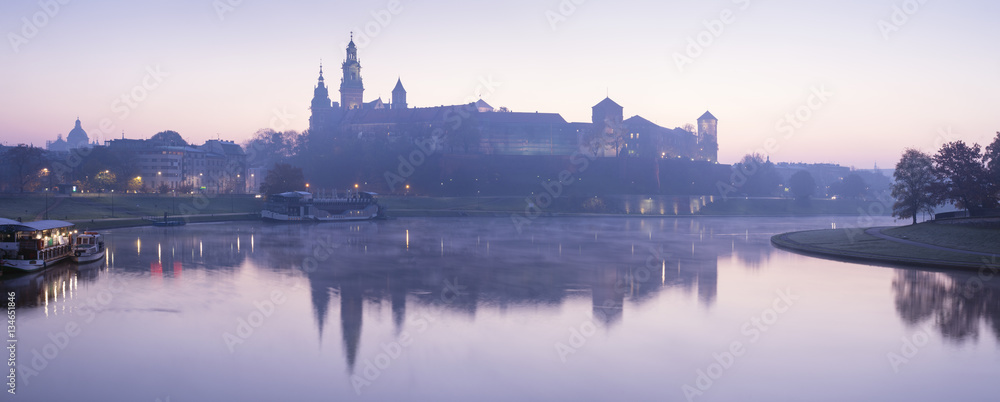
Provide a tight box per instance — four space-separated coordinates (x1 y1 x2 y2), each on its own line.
380 195 893 217
771 222 1000 270
69 213 261 231
0 193 893 224
0 193 262 222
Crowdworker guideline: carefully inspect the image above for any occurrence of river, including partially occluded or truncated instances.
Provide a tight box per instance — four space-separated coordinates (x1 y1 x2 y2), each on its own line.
3 216 997 401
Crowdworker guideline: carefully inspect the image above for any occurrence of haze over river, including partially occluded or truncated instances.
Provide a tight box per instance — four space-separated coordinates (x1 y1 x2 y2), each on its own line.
5 217 998 401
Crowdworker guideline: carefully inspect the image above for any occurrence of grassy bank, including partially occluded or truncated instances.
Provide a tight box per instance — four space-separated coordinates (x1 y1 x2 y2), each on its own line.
1 194 895 221
883 223 1000 254
0 193 263 221
380 196 894 217
772 223 999 269
68 213 261 231
699 197 892 216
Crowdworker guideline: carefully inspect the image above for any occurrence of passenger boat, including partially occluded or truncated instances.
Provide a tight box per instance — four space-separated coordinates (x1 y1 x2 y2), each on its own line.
0 218 75 272
261 191 383 222
72 231 106 263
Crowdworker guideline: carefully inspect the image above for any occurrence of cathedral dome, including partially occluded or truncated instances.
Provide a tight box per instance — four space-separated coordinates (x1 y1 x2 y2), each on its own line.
66 118 89 147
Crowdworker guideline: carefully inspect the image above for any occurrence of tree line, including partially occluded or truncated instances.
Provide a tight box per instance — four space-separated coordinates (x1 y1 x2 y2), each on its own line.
892 132 1000 224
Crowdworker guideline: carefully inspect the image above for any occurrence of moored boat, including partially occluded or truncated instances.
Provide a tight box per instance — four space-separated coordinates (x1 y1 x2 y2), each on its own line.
72 231 106 263
0 219 75 272
262 191 383 222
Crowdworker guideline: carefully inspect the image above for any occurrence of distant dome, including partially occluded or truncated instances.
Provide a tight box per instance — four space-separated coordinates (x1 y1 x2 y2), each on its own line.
66 118 89 147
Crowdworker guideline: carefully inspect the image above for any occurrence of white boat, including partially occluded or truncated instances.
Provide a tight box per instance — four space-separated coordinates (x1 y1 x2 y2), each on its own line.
0 219 75 272
262 191 383 222
72 231 106 263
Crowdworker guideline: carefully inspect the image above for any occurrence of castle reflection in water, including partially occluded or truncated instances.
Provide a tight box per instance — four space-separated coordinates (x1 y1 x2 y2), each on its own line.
3 218 999 372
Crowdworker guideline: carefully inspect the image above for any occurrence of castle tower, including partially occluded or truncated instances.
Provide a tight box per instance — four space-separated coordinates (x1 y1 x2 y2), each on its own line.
391 78 406 109
340 34 364 110
590 97 624 156
309 63 333 133
697 111 718 163
592 97 623 126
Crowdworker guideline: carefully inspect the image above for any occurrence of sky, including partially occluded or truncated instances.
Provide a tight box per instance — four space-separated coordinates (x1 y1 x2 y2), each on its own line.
0 0 997 167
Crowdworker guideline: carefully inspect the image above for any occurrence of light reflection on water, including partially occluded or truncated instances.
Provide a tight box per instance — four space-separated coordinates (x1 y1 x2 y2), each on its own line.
3 217 998 401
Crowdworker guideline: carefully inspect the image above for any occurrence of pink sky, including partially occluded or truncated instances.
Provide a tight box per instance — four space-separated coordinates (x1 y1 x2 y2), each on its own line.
1 0 997 167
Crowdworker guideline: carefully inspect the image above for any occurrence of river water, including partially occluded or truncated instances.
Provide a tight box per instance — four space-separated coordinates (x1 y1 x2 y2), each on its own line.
3 217 997 401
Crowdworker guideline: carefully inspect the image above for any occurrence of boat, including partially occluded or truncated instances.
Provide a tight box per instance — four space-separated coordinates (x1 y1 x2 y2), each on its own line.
144 215 187 227
151 219 186 227
0 218 75 272
72 231 106 263
261 191 384 222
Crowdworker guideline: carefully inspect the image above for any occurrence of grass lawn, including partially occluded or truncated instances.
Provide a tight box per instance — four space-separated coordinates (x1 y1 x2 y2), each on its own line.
0 193 263 221
699 197 893 216
884 223 1000 254
774 226 998 269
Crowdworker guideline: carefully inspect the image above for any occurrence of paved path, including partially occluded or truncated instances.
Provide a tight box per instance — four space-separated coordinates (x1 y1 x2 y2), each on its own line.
865 227 998 257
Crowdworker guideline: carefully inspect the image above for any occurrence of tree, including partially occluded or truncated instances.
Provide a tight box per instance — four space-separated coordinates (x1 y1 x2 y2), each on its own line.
260 163 305 195
891 149 938 225
150 130 187 146
733 153 782 197
2 145 48 193
243 128 300 169
789 170 816 200
984 132 1000 203
834 173 868 200
933 141 990 211
72 146 139 192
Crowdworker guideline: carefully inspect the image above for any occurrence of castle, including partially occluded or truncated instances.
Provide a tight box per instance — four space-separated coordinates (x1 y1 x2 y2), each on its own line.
308 35 719 162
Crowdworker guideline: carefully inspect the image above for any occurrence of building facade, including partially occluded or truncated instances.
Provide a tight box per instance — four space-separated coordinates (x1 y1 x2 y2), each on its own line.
106 137 246 193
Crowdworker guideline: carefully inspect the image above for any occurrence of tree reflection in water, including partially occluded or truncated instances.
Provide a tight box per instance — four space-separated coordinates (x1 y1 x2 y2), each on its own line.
893 264 1000 343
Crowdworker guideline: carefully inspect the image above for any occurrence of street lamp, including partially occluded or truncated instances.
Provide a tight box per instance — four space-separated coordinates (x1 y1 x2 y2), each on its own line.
111 189 115 217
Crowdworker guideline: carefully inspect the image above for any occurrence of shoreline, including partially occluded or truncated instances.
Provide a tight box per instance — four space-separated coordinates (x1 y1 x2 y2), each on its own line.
771 225 999 271
62 211 899 231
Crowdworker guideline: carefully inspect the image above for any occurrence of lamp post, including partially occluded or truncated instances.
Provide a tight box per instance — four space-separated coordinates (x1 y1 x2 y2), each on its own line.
111 189 115 218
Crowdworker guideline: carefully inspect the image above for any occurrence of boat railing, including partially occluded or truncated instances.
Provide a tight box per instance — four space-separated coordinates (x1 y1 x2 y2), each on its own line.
8 243 71 261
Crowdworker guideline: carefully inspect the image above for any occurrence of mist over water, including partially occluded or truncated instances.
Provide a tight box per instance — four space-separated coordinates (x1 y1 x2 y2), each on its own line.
5 217 998 401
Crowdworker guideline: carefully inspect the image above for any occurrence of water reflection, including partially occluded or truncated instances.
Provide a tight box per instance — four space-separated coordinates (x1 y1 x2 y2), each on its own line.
0 259 106 311
241 218 773 370
893 268 1000 342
